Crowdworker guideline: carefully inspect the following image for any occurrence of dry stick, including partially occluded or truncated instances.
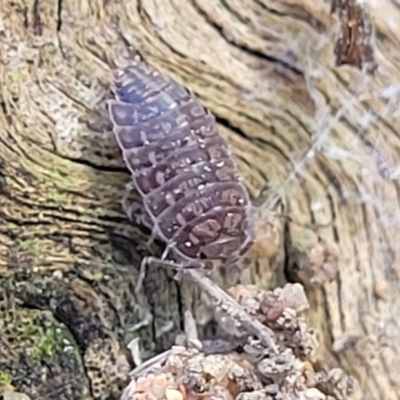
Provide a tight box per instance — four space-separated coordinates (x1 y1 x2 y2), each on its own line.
181 268 280 354
127 260 281 382
144 257 280 352
145 257 279 352
129 349 171 379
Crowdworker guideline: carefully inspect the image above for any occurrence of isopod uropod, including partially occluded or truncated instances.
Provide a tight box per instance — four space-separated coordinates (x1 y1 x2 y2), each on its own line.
107 56 255 273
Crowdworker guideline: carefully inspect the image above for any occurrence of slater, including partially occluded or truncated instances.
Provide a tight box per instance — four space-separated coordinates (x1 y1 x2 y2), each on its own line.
108 56 255 276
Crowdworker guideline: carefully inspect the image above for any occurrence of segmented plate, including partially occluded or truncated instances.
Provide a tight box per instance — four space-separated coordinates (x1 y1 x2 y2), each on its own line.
108 57 255 265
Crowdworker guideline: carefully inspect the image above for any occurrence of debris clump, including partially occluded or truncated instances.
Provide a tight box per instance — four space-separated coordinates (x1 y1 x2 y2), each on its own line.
121 283 355 400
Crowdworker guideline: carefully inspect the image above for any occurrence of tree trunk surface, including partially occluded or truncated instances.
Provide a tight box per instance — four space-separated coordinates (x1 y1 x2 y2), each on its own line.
1 0 399 399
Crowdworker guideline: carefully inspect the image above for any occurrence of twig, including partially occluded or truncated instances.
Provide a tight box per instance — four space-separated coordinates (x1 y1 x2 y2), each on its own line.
182 269 280 354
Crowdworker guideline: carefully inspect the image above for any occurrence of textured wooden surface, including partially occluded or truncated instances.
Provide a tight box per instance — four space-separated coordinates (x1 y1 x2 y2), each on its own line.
0 0 399 399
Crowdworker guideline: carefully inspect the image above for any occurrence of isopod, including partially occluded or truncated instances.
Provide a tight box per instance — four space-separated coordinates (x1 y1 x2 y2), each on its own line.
107 56 255 278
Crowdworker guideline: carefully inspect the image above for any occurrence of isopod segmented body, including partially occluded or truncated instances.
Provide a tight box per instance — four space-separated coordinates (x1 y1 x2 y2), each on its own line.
108 57 255 268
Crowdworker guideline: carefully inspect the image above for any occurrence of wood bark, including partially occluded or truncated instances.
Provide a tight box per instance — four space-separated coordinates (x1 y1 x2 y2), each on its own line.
0 0 399 399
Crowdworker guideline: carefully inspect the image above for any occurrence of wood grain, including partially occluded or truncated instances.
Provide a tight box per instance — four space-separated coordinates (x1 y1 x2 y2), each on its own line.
0 0 399 399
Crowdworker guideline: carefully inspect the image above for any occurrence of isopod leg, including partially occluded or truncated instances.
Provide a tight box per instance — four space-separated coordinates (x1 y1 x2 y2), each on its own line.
251 185 283 209
146 256 212 271
121 181 153 230
136 256 212 294
121 181 140 219
134 243 173 296
135 256 148 297
251 185 333 229
251 185 291 221
127 307 153 333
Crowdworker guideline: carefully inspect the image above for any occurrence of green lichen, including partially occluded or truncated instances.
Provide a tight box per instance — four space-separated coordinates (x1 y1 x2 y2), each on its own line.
28 324 60 361
5 311 75 365
17 238 41 259
0 371 12 385
0 303 85 397
29 327 58 361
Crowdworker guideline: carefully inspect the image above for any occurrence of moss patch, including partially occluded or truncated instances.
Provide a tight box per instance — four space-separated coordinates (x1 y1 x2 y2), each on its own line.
0 371 12 385
0 295 88 399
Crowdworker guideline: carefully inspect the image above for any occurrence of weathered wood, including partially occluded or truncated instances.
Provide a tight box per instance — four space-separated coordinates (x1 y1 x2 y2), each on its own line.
0 0 399 399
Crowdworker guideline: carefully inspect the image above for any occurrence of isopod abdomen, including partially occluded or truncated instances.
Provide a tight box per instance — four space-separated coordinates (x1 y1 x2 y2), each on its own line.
108 57 255 267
